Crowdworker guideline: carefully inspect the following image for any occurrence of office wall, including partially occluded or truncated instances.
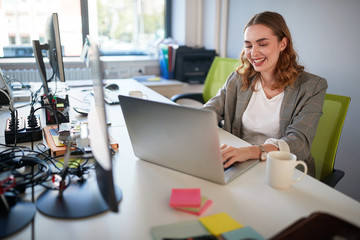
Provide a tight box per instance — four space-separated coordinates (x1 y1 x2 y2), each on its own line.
200 0 360 201
171 0 186 45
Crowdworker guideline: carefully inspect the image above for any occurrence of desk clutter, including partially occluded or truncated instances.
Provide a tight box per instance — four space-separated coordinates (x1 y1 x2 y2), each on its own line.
4 114 42 144
3 93 70 144
154 188 360 239
0 135 97 238
151 212 265 240
152 208 360 240
162 188 265 239
169 188 212 216
43 121 118 157
43 121 88 157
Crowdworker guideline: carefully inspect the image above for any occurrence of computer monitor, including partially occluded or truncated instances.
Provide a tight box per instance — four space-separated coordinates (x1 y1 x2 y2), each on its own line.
33 12 65 95
87 35 121 213
46 13 65 83
0 68 14 110
33 13 69 124
35 36 122 219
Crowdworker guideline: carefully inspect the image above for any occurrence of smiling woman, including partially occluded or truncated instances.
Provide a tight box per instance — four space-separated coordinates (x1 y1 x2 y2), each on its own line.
238 11 304 91
202 11 328 178
244 25 287 85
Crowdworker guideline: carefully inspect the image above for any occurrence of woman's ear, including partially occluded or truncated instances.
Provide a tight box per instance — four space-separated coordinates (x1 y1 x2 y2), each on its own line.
280 37 288 51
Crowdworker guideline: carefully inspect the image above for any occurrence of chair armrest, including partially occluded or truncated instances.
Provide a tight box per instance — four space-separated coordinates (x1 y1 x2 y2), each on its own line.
321 169 345 188
171 92 205 104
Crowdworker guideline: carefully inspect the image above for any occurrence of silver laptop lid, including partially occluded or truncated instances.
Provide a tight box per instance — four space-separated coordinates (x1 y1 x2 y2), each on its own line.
118 95 227 184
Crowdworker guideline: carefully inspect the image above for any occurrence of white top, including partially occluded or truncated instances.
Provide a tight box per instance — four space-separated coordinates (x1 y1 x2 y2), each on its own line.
241 80 284 145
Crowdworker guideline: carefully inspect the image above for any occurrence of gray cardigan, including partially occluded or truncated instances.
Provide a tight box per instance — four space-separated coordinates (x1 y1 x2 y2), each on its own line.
202 71 328 177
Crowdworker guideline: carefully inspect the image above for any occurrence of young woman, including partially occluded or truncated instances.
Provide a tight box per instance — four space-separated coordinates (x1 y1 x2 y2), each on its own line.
202 11 327 177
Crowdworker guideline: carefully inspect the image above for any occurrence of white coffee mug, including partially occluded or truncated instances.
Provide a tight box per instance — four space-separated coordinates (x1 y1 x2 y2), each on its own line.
128 90 148 99
266 151 308 189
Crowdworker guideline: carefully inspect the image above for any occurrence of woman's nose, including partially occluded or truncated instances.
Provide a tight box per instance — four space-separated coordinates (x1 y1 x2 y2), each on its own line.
252 45 259 55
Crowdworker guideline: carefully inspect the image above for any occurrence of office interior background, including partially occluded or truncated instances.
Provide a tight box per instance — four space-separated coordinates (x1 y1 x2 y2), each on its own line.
0 0 359 202
175 0 360 202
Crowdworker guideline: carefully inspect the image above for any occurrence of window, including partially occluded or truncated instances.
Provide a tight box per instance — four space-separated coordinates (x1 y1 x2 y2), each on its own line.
0 0 83 57
0 0 167 58
95 0 165 56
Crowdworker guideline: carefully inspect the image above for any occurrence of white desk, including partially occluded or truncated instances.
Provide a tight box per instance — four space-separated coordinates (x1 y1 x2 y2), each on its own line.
66 78 184 99
2 79 360 240
140 79 184 98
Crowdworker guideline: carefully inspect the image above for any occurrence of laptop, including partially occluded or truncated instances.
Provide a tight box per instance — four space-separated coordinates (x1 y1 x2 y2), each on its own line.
118 95 259 184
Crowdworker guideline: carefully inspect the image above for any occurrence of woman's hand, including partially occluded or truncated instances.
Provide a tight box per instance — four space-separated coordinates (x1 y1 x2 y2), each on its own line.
221 144 279 168
221 144 254 169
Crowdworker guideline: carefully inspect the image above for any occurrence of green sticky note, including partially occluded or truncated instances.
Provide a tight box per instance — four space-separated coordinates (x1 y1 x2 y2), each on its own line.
222 226 265 240
150 220 210 240
175 196 213 216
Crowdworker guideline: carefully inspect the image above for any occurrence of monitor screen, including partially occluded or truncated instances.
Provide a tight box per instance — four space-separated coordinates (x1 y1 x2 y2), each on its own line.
32 40 49 95
46 13 65 83
87 36 119 212
35 36 121 219
0 68 14 110
32 13 65 95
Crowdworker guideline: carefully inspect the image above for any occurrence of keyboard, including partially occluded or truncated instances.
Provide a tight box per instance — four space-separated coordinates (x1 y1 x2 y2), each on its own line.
104 89 119 104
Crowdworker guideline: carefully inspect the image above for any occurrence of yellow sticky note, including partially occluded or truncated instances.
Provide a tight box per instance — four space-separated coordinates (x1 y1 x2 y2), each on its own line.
198 212 243 236
147 77 161 81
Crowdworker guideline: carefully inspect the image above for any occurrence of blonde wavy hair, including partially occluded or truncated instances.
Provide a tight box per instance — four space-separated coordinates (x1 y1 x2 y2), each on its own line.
236 11 304 90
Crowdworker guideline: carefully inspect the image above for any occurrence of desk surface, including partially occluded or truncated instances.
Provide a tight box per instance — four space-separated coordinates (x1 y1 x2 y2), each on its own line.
2 79 360 240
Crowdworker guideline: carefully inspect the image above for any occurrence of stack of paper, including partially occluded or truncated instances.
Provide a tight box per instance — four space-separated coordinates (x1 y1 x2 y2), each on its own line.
150 212 265 240
169 188 212 216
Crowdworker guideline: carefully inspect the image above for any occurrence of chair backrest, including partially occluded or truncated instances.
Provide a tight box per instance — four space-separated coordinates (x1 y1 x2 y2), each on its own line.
202 56 239 103
311 93 350 180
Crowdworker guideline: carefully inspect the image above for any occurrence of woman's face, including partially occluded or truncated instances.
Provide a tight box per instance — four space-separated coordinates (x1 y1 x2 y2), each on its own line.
244 24 287 76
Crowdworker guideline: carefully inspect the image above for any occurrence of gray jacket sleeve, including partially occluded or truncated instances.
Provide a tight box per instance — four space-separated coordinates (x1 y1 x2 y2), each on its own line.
279 72 328 174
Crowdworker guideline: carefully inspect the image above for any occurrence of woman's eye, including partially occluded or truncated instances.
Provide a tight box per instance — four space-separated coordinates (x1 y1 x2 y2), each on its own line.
245 45 252 49
259 43 268 47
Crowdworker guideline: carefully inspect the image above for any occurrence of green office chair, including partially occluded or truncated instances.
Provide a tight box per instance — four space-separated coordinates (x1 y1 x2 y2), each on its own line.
171 56 239 104
311 93 351 187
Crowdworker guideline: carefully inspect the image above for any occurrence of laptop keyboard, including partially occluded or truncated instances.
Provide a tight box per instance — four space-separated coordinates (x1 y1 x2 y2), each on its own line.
224 162 238 171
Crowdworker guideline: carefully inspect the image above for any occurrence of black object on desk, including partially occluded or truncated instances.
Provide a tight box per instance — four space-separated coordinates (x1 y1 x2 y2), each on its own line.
104 83 119 91
4 114 42 144
40 94 70 125
0 176 36 239
174 46 216 84
270 212 360 240
0 197 36 239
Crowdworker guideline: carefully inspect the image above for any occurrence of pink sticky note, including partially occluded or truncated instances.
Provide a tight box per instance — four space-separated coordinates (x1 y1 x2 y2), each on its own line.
169 188 201 208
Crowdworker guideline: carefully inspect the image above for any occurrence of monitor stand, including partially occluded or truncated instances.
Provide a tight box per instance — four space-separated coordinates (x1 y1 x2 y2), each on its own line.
0 198 36 238
36 178 122 219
